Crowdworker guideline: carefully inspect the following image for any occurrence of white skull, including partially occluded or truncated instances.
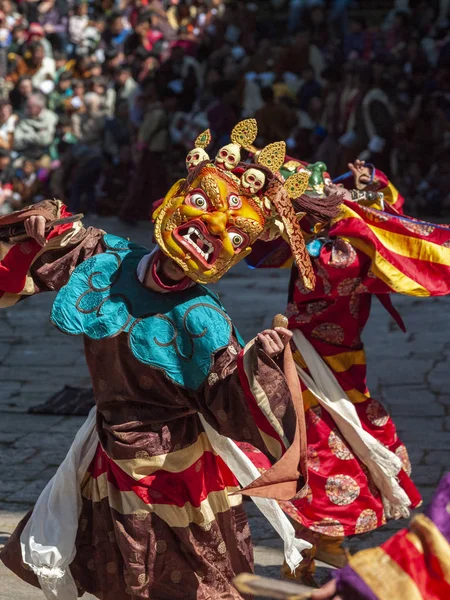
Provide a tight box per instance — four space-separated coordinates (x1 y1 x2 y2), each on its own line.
240 168 266 195
215 143 241 171
186 147 209 170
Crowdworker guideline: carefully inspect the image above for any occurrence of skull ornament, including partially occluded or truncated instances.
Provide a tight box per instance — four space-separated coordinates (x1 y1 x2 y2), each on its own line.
240 168 266 195
186 148 209 170
215 143 241 171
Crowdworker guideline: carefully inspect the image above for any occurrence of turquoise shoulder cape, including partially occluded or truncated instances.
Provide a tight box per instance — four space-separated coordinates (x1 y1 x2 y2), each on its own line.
51 234 242 390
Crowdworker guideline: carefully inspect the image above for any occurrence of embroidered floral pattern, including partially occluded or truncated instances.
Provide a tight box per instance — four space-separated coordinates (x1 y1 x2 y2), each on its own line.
331 239 357 268
312 323 345 345
355 509 378 534
366 400 389 427
307 447 320 472
325 475 360 505
395 445 412 476
310 518 345 536
328 430 354 460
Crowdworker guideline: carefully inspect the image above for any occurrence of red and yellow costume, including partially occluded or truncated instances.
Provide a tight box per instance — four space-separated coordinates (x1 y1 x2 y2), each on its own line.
246 161 450 574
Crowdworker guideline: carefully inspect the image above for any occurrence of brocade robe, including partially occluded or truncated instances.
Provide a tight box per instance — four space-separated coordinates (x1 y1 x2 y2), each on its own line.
0 201 302 600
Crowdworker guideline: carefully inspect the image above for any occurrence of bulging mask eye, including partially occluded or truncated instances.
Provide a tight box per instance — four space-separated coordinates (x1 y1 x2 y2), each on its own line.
228 194 241 209
189 192 208 210
228 230 244 249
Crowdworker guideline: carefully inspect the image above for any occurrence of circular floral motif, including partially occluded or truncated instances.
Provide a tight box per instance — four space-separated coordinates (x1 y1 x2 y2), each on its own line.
294 312 313 324
297 484 313 504
325 475 360 505
195 459 203 473
331 239 357 268
307 300 329 315
337 277 362 297
307 447 320 472
355 509 378 534
228 345 238 356
208 372 219 386
310 518 345 536
296 278 313 295
243 427 251 440
366 400 389 427
107 562 117 574
139 376 153 389
87 559 96 571
312 323 345 345
156 540 167 554
395 445 412 476
98 379 107 392
138 573 147 585
402 221 435 236
328 430 354 460
135 450 149 459
286 302 299 318
171 570 182 584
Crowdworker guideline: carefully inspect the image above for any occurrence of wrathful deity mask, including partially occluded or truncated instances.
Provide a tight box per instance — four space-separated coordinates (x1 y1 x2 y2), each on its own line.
154 166 265 284
153 119 316 288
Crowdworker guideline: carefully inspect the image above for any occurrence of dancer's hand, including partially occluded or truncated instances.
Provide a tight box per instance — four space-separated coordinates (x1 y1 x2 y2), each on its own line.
348 159 371 189
257 327 292 357
312 579 342 600
24 215 47 246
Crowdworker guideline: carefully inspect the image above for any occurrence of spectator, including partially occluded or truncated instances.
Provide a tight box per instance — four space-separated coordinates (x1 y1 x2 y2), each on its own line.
71 92 106 147
120 85 174 223
0 98 17 150
13 92 58 160
112 65 138 105
8 41 55 88
255 85 298 146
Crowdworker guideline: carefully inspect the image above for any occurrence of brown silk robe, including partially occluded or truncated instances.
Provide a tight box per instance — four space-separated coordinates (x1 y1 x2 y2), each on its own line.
0 202 300 600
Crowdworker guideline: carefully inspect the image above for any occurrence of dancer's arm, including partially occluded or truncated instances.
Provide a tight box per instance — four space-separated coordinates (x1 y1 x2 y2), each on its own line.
0 200 105 308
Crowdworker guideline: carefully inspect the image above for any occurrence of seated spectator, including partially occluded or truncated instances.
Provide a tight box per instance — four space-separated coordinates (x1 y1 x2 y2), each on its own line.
104 11 132 51
8 22 26 55
26 22 54 58
0 99 18 151
113 65 138 105
0 148 13 214
68 0 89 48
48 71 73 114
11 158 42 208
297 64 322 112
8 41 55 89
13 92 58 160
255 85 298 145
71 92 106 147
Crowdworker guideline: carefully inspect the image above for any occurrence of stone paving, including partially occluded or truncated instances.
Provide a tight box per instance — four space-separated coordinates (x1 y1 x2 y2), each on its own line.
0 215 449 598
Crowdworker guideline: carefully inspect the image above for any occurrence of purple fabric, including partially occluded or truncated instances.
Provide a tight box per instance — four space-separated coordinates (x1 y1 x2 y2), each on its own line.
425 471 450 543
334 565 378 600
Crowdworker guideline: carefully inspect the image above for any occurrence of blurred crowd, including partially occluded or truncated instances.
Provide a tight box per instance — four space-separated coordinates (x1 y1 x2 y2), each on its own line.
0 0 448 220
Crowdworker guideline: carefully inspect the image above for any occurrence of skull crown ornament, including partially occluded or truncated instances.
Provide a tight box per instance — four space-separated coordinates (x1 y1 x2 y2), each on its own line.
152 119 317 290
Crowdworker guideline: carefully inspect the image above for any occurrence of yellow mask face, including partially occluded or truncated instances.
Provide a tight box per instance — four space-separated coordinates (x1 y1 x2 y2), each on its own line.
153 165 265 284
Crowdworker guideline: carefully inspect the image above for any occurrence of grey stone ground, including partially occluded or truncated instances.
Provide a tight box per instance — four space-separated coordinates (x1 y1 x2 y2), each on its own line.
0 215 449 599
